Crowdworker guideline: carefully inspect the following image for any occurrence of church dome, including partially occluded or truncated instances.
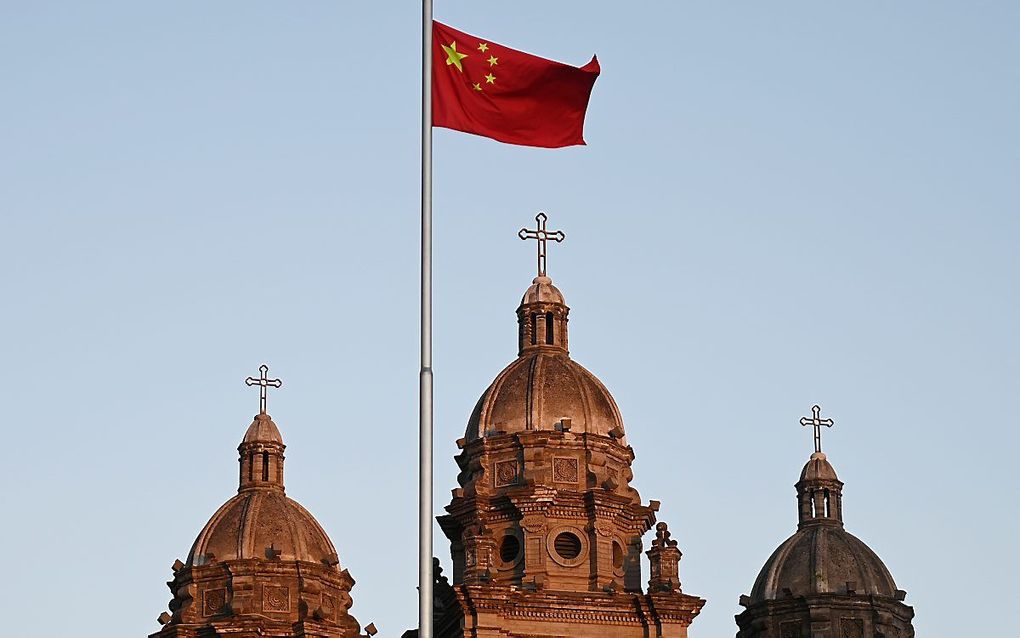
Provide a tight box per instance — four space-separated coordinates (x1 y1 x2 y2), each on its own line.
465 272 626 443
187 411 338 567
465 350 625 442
187 490 337 566
520 275 565 305
799 451 838 481
242 412 284 444
749 524 898 602
748 444 900 603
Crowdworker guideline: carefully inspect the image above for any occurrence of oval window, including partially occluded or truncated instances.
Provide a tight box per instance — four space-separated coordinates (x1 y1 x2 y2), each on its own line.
500 534 521 563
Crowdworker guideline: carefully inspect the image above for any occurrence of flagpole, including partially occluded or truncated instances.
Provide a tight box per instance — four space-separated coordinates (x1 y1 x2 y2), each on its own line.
419 1 434 637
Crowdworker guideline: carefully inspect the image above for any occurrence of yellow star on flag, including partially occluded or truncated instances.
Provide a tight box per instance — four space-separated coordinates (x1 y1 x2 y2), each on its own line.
484 73 496 85
478 42 489 52
487 56 498 66
473 83 483 91
442 41 468 72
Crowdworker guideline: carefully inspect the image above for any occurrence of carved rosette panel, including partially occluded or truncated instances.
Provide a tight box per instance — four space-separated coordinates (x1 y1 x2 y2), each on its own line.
262 585 291 613
495 460 519 487
593 519 615 538
553 457 579 483
319 593 337 622
202 588 226 617
840 618 864 638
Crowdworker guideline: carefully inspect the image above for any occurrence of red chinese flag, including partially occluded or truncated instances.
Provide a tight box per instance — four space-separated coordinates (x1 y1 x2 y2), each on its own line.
432 21 600 148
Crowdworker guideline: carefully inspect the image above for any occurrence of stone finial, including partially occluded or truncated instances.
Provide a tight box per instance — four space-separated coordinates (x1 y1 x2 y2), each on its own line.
646 522 683 593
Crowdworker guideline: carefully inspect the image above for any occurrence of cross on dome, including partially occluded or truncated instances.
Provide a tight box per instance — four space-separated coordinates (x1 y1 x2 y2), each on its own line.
518 212 565 277
799 404 834 454
245 364 282 415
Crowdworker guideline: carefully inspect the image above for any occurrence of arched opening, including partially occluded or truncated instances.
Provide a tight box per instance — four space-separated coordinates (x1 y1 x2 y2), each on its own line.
545 312 554 344
248 453 255 482
823 489 831 517
262 452 270 481
612 541 625 570
530 313 538 345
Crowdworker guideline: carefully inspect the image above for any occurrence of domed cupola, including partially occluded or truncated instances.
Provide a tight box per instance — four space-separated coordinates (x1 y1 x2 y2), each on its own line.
465 214 626 445
435 214 704 638
149 365 374 638
735 405 915 638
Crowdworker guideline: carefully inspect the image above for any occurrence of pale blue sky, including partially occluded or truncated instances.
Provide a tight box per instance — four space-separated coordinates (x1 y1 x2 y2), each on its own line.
1 2 1017 636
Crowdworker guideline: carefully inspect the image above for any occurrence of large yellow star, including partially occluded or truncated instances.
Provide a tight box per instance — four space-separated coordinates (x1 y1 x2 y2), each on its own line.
484 73 496 85
441 41 468 72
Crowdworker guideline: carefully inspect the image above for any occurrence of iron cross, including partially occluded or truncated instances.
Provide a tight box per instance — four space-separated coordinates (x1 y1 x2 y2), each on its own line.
246 364 282 414
518 212 565 277
799 404 834 454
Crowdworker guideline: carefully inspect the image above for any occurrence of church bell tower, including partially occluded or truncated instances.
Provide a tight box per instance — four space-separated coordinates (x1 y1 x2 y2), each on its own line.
430 214 705 638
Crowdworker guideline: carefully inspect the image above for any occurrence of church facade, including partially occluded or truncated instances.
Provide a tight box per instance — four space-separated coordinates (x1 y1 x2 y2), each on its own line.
148 216 914 638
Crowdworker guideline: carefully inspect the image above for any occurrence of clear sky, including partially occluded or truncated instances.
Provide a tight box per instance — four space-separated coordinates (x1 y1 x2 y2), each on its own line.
1 2 1017 636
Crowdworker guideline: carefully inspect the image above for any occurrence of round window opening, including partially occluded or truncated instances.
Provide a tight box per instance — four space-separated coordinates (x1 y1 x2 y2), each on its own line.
554 531 583 560
500 534 521 564
612 541 625 569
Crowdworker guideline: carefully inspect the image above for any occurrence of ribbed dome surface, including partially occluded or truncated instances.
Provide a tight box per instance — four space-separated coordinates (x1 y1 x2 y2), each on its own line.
187 489 337 566
750 524 897 602
520 275 565 305
800 452 839 482
466 350 625 442
242 412 284 444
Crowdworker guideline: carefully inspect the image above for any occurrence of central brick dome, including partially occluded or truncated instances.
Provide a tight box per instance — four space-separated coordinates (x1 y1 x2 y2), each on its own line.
465 350 625 442
464 275 626 443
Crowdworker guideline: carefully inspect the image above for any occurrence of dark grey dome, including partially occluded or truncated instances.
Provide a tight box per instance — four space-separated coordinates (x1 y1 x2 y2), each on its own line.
750 522 897 602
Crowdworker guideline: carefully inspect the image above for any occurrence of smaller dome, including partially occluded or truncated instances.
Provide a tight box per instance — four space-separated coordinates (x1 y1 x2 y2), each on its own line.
521 275 565 305
187 489 337 566
800 452 839 482
749 525 897 602
242 413 283 444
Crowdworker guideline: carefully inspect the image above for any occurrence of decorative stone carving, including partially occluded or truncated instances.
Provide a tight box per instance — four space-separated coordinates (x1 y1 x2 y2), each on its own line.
552 457 578 483
202 588 226 617
780 621 801 638
263 585 291 613
494 459 518 487
840 618 864 638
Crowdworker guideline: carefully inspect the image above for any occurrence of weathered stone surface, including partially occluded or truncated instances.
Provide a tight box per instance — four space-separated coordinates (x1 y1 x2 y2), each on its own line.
150 410 371 638
736 451 915 638
433 271 704 637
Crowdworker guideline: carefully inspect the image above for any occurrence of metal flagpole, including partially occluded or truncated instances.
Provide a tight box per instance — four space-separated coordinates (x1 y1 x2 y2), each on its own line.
419 1 434 638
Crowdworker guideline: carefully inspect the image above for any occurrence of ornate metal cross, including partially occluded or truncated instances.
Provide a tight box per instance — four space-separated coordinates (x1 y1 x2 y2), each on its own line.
799 404 834 454
518 212 565 277
245 364 282 414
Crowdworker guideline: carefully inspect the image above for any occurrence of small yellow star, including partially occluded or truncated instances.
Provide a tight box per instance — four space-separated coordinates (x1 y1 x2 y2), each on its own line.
478 42 489 52
473 83 483 91
487 56 498 66
441 41 468 72
484 73 496 84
